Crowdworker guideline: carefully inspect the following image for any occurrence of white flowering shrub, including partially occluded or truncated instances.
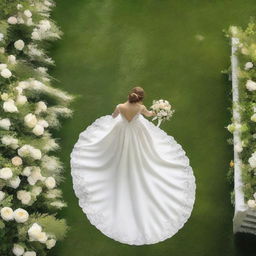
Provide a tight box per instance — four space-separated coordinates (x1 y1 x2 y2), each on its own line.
226 20 256 209
0 0 73 255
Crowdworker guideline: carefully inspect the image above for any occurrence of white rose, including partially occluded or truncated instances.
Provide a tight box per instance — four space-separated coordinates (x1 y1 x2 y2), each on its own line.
1 135 19 149
234 143 243 153
7 16 18 24
17 190 31 205
27 167 45 185
24 252 36 256
37 119 49 128
3 99 18 113
1 92 9 100
0 168 13 180
26 18 33 26
18 145 42 160
9 176 21 189
246 80 256 91
46 239 56 249
15 86 23 95
249 153 256 168
45 176 56 189
30 148 42 160
32 124 44 136
17 17 24 24
17 4 23 10
11 156 23 166
0 63 7 70
39 20 51 31
31 31 40 40
24 10 32 18
28 223 42 240
1 68 12 78
0 191 5 201
12 244 24 256
22 166 33 176
16 95 27 105
14 40 25 51
24 113 38 128
244 62 253 70
18 81 30 89
0 118 11 130
0 207 14 221
35 101 47 114
8 55 16 64
14 208 29 223
37 232 48 243
247 199 256 208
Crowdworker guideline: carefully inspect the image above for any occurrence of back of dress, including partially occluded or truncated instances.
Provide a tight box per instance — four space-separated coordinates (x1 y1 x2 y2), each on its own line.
70 104 196 245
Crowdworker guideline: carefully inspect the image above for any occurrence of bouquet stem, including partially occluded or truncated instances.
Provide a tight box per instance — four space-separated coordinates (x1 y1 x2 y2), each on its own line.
157 119 162 127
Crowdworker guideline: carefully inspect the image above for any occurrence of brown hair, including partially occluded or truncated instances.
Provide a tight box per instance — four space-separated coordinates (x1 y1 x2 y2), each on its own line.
128 87 144 103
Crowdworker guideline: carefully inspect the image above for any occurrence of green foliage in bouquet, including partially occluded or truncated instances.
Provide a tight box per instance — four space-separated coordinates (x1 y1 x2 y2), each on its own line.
0 0 73 255
226 19 256 208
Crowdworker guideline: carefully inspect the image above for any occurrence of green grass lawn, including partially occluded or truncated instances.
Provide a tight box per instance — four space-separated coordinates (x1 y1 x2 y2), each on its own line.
49 1 256 255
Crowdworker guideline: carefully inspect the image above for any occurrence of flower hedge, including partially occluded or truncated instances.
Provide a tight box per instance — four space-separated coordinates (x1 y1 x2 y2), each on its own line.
0 0 73 255
226 20 256 209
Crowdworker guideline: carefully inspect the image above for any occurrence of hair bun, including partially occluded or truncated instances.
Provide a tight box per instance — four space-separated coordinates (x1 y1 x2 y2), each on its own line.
128 87 144 103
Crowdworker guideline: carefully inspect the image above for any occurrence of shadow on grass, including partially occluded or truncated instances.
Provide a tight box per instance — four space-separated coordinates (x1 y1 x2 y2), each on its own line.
234 232 256 256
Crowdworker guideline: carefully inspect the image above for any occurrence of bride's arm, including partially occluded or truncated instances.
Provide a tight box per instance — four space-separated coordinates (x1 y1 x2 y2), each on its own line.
141 105 156 117
112 104 120 118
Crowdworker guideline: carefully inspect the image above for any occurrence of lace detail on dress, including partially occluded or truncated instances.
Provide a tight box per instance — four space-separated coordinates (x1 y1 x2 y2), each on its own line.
70 114 196 245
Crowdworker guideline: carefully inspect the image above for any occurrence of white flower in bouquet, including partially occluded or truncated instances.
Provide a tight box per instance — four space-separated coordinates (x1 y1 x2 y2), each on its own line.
8 55 17 64
1 68 12 78
230 26 239 36
46 238 56 249
31 186 42 196
18 145 42 160
24 113 38 128
31 31 40 40
17 4 23 10
0 207 14 221
28 223 42 240
249 152 256 168
0 167 13 180
24 10 32 18
15 86 23 95
251 113 256 122
28 167 45 185
7 16 18 24
45 176 56 189
0 33 4 41
13 208 29 223
37 119 49 128
1 135 19 149
26 18 33 26
11 156 23 166
28 223 48 243
234 143 243 153
32 124 44 136
9 176 21 189
247 199 256 208
17 190 32 205
3 99 18 113
1 92 9 100
16 95 27 105
150 99 174 127
37 67 48 73
0 47 5 53
0 63 7 70
14 40 25 51
17 17 25 24
35 101 47 114
18 80 30 89
0 118 11 130
39 19 51 32
246 80 256 91
22 166 33 177
24 252 36 256
0 191 5 201
12 244 24 256
244 61 253 70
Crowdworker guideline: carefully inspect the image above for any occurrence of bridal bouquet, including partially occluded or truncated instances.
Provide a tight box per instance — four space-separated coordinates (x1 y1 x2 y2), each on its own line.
150 99 175 127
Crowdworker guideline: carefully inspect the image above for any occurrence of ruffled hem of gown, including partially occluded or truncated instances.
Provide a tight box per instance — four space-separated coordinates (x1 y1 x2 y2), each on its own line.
70 115 196 245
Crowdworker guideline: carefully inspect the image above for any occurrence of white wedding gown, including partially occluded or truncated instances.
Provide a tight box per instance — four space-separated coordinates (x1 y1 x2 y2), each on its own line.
70 107 196 245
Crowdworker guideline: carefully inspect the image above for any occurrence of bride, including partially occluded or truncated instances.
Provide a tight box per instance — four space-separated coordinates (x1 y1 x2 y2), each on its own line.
70 87 196 245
